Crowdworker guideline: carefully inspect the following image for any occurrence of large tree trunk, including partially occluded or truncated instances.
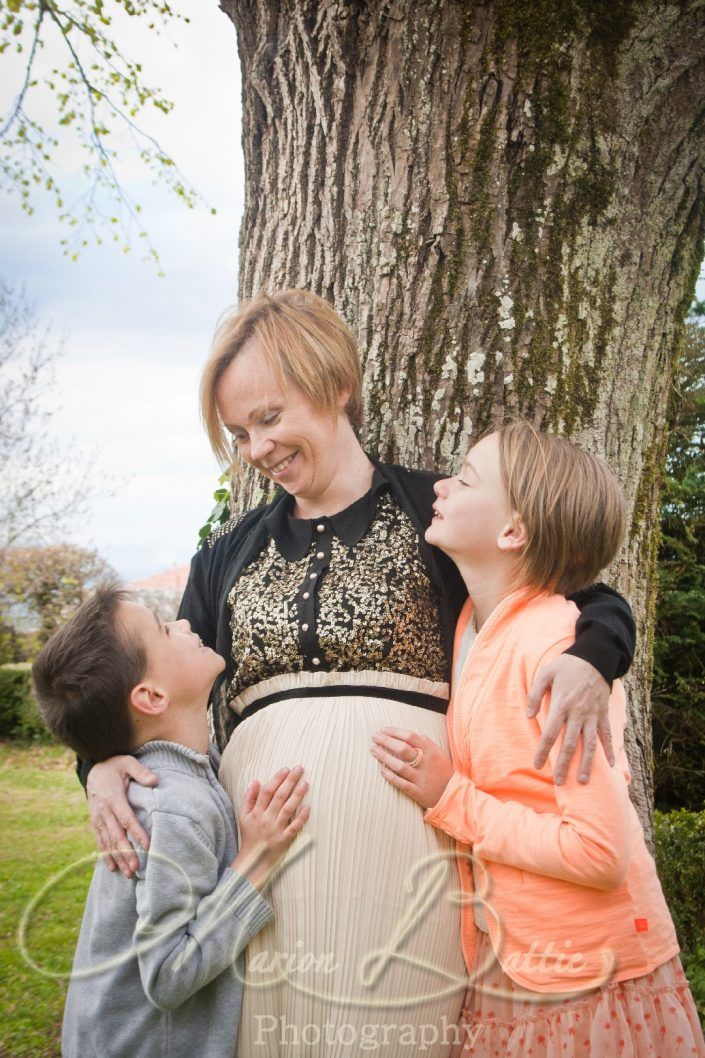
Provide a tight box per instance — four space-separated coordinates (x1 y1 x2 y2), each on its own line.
221 0 705 839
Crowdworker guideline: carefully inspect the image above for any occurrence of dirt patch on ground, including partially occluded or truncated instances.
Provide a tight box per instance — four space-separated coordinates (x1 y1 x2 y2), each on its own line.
0 741 74 773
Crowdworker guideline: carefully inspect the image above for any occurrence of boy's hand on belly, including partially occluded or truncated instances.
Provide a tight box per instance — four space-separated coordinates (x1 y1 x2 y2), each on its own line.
370 729 454 810
233 766 310 890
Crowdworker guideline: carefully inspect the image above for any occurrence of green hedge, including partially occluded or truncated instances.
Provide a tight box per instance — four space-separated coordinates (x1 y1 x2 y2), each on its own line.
655 808 705 1022
0 663 51 741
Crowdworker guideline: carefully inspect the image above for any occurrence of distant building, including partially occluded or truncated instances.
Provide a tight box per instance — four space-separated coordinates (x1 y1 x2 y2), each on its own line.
127 565 190 621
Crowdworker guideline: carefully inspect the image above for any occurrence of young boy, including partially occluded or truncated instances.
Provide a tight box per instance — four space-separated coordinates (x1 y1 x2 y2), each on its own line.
32 583 310 1058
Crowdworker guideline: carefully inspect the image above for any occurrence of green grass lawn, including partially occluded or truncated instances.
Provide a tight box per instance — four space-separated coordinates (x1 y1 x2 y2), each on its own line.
0 741 95 1058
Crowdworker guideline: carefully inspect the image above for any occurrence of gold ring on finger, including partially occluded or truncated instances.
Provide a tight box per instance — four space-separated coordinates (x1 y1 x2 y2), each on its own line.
409 748 424 768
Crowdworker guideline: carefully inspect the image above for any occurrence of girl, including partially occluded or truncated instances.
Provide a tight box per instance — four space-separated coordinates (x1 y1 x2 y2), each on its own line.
371 422 704 1058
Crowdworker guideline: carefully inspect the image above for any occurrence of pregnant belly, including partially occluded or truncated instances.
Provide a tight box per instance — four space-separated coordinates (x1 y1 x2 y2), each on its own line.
221 680 451 830
218 676 466 1012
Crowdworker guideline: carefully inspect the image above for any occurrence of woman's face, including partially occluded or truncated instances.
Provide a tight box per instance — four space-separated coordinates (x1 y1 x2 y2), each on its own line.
216 337 349 502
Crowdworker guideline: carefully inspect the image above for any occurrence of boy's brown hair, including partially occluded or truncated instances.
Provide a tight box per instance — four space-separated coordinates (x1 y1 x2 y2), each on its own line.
497 421 626 595
32 583 146 762
201 288 364 466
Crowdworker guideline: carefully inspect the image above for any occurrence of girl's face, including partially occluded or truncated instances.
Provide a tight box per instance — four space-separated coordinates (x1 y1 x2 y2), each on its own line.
216 337 350 503
425 432 517 563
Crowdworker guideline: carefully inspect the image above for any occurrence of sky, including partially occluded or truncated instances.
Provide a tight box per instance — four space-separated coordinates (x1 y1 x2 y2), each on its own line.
1 1 244 581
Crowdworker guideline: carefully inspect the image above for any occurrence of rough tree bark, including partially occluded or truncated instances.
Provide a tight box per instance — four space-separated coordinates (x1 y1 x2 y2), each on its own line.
220 0 705 839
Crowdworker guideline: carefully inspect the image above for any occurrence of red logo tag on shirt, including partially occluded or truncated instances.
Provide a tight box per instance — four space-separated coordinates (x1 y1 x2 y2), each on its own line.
635 918 649 932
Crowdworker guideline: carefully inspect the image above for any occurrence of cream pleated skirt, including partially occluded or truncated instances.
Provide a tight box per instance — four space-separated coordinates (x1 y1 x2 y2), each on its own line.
219 670 467 1057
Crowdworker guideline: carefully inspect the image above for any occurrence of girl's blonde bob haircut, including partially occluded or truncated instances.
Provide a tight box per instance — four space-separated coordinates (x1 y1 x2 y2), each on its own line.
496 421 626 596
201 289 364 466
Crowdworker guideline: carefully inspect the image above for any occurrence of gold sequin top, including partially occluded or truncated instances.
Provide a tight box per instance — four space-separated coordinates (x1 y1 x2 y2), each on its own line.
226 474 447 701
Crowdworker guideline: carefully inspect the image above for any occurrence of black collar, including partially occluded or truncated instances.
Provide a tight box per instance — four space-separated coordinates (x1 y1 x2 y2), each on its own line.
264 467 389 560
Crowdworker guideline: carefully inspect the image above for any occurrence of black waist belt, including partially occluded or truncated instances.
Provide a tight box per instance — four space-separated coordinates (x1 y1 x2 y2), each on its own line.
239 684 449 723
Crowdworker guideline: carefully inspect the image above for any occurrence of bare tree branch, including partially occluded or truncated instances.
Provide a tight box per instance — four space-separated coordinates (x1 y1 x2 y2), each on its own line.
0 279 113 548
0 0 215 265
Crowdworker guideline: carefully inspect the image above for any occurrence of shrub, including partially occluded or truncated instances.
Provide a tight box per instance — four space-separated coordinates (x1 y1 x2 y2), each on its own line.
653 319 705 810
0 663 51 741
654 808 705 1021
682 946 705 1025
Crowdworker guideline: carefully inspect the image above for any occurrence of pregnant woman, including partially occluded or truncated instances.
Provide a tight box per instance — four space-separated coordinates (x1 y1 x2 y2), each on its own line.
87 289 636 1056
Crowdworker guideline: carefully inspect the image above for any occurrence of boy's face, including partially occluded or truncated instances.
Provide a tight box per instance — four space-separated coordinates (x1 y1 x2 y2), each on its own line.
116 601 225 706
426 432 517 563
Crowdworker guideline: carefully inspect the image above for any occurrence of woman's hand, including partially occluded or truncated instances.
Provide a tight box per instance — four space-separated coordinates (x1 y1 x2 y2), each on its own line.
235 766 310 889
526 654 615 786
86 756 158 877
370 728 454 809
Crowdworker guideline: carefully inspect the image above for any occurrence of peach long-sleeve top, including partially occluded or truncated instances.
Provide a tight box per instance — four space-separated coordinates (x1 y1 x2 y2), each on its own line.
424 589 679 994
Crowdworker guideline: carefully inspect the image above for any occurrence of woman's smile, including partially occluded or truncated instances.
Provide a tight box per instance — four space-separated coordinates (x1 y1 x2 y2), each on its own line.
266 450 298 477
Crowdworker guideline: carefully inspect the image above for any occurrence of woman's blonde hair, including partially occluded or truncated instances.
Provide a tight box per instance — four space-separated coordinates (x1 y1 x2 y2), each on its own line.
496 421 626 595
201 289 364 466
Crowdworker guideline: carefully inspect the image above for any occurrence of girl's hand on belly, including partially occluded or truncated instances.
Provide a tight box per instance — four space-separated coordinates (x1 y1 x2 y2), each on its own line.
370 728 454 810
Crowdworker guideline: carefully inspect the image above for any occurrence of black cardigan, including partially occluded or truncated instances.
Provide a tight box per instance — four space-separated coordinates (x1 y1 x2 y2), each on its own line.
177 459 636 751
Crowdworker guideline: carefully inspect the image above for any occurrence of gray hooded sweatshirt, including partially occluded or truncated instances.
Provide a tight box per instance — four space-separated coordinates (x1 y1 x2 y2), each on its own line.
62 740 273 1058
